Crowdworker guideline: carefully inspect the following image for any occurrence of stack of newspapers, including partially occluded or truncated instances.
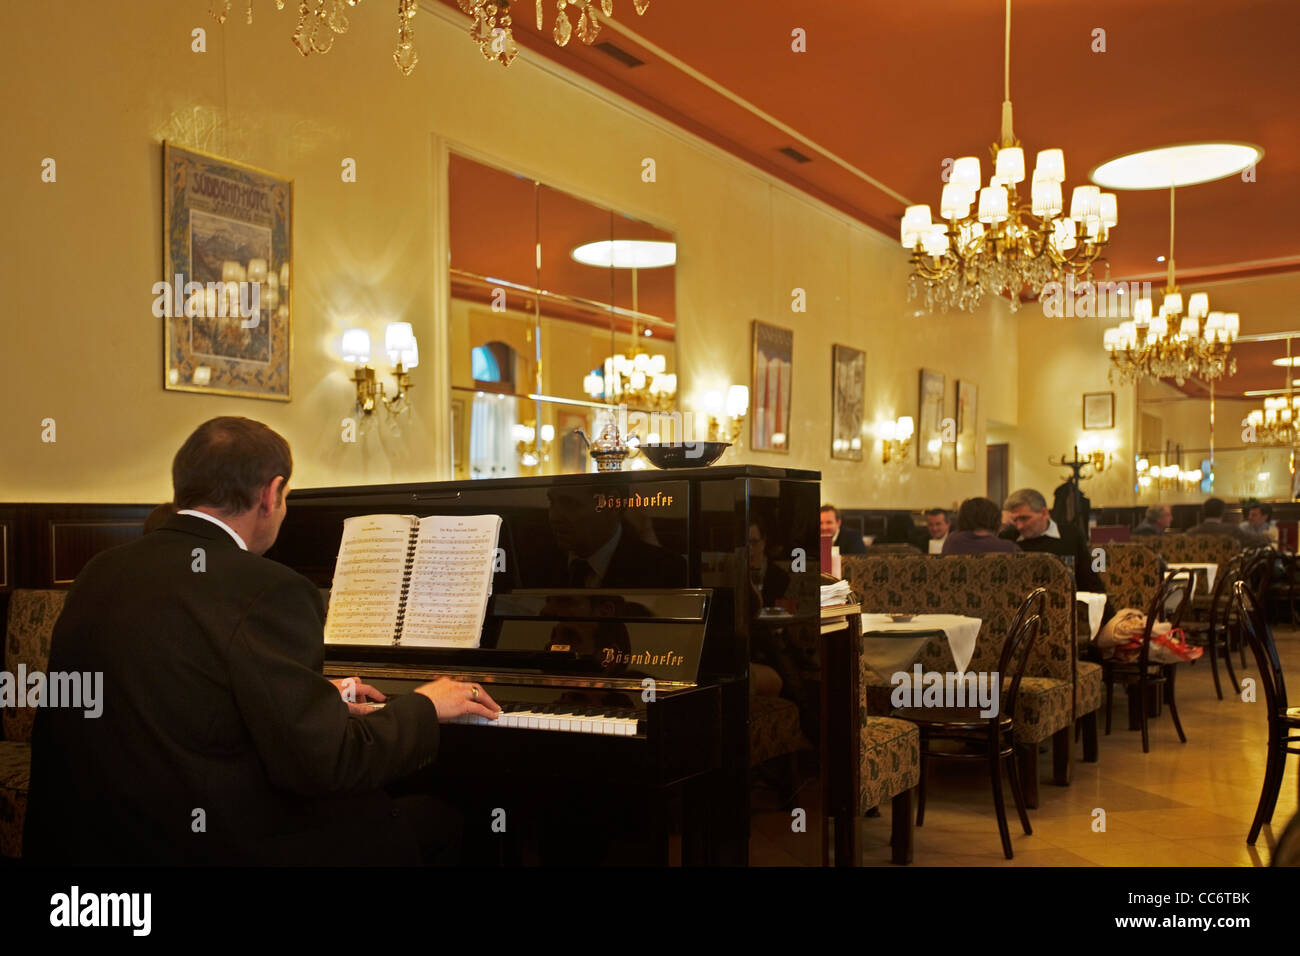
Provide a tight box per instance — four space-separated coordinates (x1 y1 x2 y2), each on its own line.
820 579 853 608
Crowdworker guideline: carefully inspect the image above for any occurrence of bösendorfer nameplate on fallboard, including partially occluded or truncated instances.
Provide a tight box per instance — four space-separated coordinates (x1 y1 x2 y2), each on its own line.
322 513 502 647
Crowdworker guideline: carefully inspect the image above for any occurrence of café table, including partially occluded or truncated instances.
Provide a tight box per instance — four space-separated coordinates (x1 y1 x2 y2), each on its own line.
859 613 982 676
1077 591 1108 641
1167 562 1217 594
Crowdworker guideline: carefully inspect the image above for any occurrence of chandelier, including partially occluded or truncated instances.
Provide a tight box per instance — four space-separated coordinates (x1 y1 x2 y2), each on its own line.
1135 457 1203 493
583 350 676 411
901 0 1116 314
210 0 649 74
1102 187 1239 386
1246 396 1300 446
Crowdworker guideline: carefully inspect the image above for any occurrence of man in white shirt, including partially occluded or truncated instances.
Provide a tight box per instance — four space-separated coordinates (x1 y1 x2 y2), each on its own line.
924 508 951 554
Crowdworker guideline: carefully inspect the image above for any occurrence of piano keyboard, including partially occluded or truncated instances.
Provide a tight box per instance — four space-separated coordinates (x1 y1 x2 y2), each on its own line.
446 700 642 736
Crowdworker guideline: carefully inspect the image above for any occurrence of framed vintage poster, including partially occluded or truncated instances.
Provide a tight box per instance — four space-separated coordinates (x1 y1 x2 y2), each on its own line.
955 380 978 473
917 368 945 469
831 344 865 461
162 142 292 400
1083 391 1115 429
752 320 793 453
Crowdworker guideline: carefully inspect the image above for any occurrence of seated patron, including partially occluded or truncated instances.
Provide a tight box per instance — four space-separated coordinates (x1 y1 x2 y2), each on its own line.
819 503 866 554
1000 487 1107 594
942 497 1022 554
878 513 925 553
1241 500 1279 545
1187 497 1270 548
924 507 951 554
25 416 501 865
1133 504 1172 536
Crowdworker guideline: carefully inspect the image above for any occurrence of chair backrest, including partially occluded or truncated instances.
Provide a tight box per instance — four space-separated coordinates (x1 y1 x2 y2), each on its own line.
1234 580 1290 714
1241 548 1278 602
1144 532 1239 568
1207 554 1245 632
1100 543 1164 612
3 589 69 743
998 611 1044 731
1132 569 1193 668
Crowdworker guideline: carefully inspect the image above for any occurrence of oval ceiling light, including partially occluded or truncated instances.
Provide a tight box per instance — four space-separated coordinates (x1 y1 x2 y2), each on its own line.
571 239 677 269
1090 142 1263 190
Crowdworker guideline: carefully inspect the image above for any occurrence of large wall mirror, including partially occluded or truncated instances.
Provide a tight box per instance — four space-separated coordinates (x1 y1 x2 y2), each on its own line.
1136 332 1300 505
448 153 677 479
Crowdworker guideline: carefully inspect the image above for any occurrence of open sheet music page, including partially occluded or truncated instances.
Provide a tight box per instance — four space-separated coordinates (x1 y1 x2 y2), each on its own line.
323 513 415 644
400 514 503 647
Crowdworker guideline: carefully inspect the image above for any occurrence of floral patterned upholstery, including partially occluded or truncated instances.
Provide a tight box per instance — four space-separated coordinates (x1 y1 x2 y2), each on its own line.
858 715 920 811
1142 533 1239 567
0 742 30 859
3 590 68 743
749 694 806 767
1 590 68 859
1099 543 1164 615
1077 660 1104 716
843 553 1090 745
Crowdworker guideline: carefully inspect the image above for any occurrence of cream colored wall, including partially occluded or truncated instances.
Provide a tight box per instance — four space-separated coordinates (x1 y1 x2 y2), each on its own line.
1 0 1023 508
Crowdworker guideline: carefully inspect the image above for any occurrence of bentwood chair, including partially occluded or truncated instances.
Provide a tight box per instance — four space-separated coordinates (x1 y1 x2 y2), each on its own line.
1233 582 1300 846
891 587 1046 860
1102 569 1193 753
1184 555 1245 700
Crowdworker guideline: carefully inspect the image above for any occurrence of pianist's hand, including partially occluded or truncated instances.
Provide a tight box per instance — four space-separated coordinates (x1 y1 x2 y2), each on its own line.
415 678 502 722
330 676 387 715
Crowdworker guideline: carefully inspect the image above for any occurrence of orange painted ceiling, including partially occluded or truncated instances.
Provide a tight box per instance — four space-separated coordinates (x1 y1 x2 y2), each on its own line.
438 0 1300 286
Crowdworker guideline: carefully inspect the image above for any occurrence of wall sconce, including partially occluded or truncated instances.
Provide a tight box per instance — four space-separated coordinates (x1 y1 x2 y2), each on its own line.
513 422 555 470
340 322 418 415
1078 435 1118 472
701 385 749 443
1135 456 1201 491
879 416 914 464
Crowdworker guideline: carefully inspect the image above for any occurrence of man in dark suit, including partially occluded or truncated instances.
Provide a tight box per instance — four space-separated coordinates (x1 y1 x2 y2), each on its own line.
25 416 500 865
819 504 866 555
1187 497 1270 548
546 486 687 588
1000 487 1108 595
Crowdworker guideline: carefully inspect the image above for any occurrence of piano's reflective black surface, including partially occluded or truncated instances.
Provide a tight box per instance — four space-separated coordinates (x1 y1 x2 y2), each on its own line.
267 465 821 865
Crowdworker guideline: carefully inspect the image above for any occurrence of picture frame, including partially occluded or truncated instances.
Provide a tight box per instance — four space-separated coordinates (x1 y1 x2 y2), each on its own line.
162 142 292 400
917 368 945 469
1083 391 1115 430
752 320 793 453
831 344 865 461
955 380 978 473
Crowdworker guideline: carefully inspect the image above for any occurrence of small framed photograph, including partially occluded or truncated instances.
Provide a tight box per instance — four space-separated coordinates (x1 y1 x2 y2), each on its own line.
831 344 865 461
1083 392 1115 430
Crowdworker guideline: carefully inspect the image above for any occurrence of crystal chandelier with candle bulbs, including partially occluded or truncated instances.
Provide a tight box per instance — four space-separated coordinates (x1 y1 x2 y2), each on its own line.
1245 397 1300 446
458 0 650 67
1102 187 1239 386
583 351 676 411
901 0 1116 314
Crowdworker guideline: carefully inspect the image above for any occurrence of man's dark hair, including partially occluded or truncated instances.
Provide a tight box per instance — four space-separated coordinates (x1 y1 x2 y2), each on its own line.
1202 497 1226 519
924 508 949 521
882 514 917 544
956 497 1002 534
1144 504 1169 523
1248 500 1272 519
172 417 293 514
820 504 841 520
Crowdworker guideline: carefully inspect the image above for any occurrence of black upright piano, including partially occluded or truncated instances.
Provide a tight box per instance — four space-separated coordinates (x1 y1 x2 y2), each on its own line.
266 465 820 865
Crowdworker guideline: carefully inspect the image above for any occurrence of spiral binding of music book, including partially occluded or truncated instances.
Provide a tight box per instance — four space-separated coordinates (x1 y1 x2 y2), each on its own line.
392 519 420 645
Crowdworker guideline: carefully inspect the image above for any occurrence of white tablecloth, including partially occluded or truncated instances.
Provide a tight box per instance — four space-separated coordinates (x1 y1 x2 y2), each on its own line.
860 613 982 674
1168 562 1218 593
1077 591 1108 640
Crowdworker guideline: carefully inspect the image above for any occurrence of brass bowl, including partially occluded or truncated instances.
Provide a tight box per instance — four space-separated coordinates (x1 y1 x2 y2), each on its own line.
888 613 915 623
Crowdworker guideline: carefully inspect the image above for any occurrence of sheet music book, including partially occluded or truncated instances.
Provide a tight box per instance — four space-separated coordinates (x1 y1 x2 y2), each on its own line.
323 513 503 647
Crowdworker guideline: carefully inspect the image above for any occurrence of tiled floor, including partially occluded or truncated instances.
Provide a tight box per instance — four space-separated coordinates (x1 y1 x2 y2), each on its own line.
750 626 1300 866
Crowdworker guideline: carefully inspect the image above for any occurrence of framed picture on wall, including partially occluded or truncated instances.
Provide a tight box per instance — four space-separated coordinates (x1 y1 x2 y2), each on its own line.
1083 391 1115 429
162 142 292 400
917 368 945 468
955 380 978 473
831 344 865 461
752 320 793 453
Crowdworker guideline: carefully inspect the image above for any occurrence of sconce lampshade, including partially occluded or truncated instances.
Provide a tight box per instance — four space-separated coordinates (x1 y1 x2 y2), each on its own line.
726 385 750 417
341 328 371 364
385 322 417 366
